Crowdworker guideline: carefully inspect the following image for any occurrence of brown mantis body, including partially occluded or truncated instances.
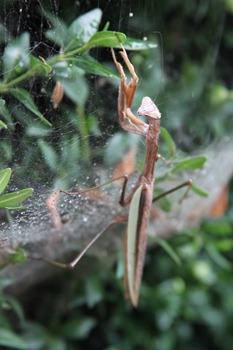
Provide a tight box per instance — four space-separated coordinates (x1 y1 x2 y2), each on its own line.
110 46 191 305
46 44 192 306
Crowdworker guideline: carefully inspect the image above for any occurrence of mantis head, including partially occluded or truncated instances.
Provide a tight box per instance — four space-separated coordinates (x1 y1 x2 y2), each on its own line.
137 96 161 120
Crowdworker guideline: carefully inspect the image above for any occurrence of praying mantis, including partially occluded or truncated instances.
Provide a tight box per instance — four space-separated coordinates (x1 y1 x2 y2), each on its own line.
46 43 192 307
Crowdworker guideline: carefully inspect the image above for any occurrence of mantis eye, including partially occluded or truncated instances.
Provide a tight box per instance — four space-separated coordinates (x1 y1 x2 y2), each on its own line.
137 96 161 119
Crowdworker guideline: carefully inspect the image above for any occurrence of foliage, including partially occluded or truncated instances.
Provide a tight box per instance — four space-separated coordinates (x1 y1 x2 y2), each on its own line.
0 168 33 210
1 212 233 349
111 0 233 150
0 7 157 190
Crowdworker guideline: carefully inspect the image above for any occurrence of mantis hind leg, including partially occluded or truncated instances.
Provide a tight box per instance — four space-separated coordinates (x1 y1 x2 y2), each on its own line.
29 215 127 269
153 179 192 203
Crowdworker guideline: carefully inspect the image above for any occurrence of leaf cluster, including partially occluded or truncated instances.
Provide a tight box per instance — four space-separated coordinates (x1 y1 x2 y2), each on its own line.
0 8 157 190
1 213 233 349
0 168 33 211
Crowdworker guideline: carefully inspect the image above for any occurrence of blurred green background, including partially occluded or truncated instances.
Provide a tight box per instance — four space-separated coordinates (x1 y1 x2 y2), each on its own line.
0 0 233 349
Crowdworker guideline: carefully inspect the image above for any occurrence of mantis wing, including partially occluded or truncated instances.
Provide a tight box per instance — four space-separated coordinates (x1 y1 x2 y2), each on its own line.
125 184 152 306
125 184 143 305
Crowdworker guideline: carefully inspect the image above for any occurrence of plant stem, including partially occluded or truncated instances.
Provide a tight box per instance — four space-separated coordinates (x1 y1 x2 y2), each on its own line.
0 45 88 93
76 105 91 163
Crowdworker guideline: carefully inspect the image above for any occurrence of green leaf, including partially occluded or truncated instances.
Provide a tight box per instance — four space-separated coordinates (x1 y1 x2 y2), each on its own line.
72 55 118 78
191 260 216 285
202 217 232 236
3 32 30 80
62 318 96 340
0 101 14 125
206 245 232 271
0 98 5 107
2 295 25 324
191 184 208 197
4 206 29 210
157 238 181 265
58 71 89 106
160 127 176 157
0 23 12 43
0 142 12 161
171 156 207 174
38 140 58 172
0 278 12 291
0 168 11 195
0 120 7 129
86 114 101 136
42 9 67 46
46 28 67 47
30 55 52 75
60 135 80 168
8 248 27 264
0 188 33 209
26 123 52 137
214 239 233 252
0 328 28 349
65 8 102 50
86 31 126 49
52 61 73 78
85 275 103 307
123 37 158 50
10 88 51 126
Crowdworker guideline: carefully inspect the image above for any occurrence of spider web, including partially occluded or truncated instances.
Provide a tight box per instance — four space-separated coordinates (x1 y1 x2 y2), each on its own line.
0 1 232 293
0 0 163 262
